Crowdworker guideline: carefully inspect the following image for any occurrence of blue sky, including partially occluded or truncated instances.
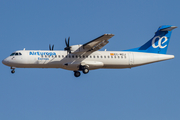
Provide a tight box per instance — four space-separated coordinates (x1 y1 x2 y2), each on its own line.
0 0 180 120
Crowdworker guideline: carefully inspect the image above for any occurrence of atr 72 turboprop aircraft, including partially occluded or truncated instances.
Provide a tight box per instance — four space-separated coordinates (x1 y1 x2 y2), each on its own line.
2 25 177 77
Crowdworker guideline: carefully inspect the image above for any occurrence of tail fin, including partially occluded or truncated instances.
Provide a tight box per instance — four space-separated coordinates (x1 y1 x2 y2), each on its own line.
125 25 177 54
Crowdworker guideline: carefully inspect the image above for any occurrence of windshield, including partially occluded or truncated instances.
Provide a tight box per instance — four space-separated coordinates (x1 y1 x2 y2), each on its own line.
10 52 22 56
10 53 15 56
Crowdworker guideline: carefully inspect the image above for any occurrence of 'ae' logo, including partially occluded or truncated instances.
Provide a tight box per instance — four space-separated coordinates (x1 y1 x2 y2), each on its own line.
152 36 168 48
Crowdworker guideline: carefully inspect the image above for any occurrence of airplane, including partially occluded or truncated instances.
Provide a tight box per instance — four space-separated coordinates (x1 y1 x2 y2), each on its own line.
2 25 177 77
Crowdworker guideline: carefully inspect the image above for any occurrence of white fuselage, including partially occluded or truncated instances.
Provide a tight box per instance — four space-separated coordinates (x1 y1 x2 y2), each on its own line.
2 50 174 71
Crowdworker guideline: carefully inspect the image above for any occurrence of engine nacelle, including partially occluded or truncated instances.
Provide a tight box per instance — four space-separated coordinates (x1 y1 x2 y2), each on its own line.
70 44 87 53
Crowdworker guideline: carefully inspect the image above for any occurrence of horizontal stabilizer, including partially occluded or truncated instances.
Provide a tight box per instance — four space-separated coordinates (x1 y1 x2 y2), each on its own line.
159 26 177 31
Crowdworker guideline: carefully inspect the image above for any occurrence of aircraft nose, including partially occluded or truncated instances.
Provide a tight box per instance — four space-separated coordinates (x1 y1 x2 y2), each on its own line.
2 58 8 65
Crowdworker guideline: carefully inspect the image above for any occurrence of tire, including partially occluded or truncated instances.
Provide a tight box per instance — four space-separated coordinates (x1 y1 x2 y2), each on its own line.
11 70 15 74
74 71 81 77
83 68 89 74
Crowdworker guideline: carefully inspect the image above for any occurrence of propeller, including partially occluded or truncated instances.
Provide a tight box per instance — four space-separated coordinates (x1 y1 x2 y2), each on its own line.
64 37 71 53
49 44 54 51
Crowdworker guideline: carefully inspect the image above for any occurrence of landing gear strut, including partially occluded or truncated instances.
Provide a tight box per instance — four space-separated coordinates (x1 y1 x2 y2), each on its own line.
74 71 81 77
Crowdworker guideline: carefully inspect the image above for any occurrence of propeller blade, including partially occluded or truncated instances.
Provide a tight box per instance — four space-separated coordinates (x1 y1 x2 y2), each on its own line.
64 37 71 54
65 38 68 47
49 44 51 50
52 45 54 50
68 37 70 47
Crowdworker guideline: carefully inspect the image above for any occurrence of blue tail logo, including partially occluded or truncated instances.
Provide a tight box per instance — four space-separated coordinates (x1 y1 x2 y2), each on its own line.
124 25 177 54
151 36 168 49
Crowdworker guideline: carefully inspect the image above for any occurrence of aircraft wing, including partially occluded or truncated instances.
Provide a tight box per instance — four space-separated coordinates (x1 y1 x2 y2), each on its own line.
83 34 114 52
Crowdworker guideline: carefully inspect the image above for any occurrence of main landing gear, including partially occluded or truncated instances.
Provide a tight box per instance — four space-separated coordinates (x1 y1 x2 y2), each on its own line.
82 68 89 74
11 67 15 74
74 71 81 77
74 66 89 77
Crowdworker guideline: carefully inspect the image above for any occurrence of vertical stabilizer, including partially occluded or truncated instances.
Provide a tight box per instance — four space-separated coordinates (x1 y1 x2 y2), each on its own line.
124 25 177 54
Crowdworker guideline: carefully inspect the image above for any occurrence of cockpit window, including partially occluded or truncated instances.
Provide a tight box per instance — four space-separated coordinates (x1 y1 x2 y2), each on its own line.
10 53 15 56
10 52 22 56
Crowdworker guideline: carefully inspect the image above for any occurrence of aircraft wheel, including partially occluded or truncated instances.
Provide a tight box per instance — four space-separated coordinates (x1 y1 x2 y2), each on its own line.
11 69 15 74
74 71 81 77
82 68 89 74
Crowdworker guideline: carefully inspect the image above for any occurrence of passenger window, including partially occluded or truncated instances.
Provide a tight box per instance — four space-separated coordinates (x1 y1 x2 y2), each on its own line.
111 56 113 58
83 56 85 58
104 56 106 58
76 55 78 58
114 56 116 58
101 56 103 58
94 56 95 58
118 56 120 58
79 56 81 58
90 56 92 58
108 56 110 58
52 55 54 57
69 55 71 58
97 56 99 58
55 55 57 58
72 55 74 58
45 55 47 57
58 55 60 58
62 55 64 58
86 56 88 58
41 55 43 58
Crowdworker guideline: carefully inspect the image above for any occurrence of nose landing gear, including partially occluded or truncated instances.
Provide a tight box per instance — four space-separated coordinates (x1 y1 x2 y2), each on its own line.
11 67 15 74
11 69 15 74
